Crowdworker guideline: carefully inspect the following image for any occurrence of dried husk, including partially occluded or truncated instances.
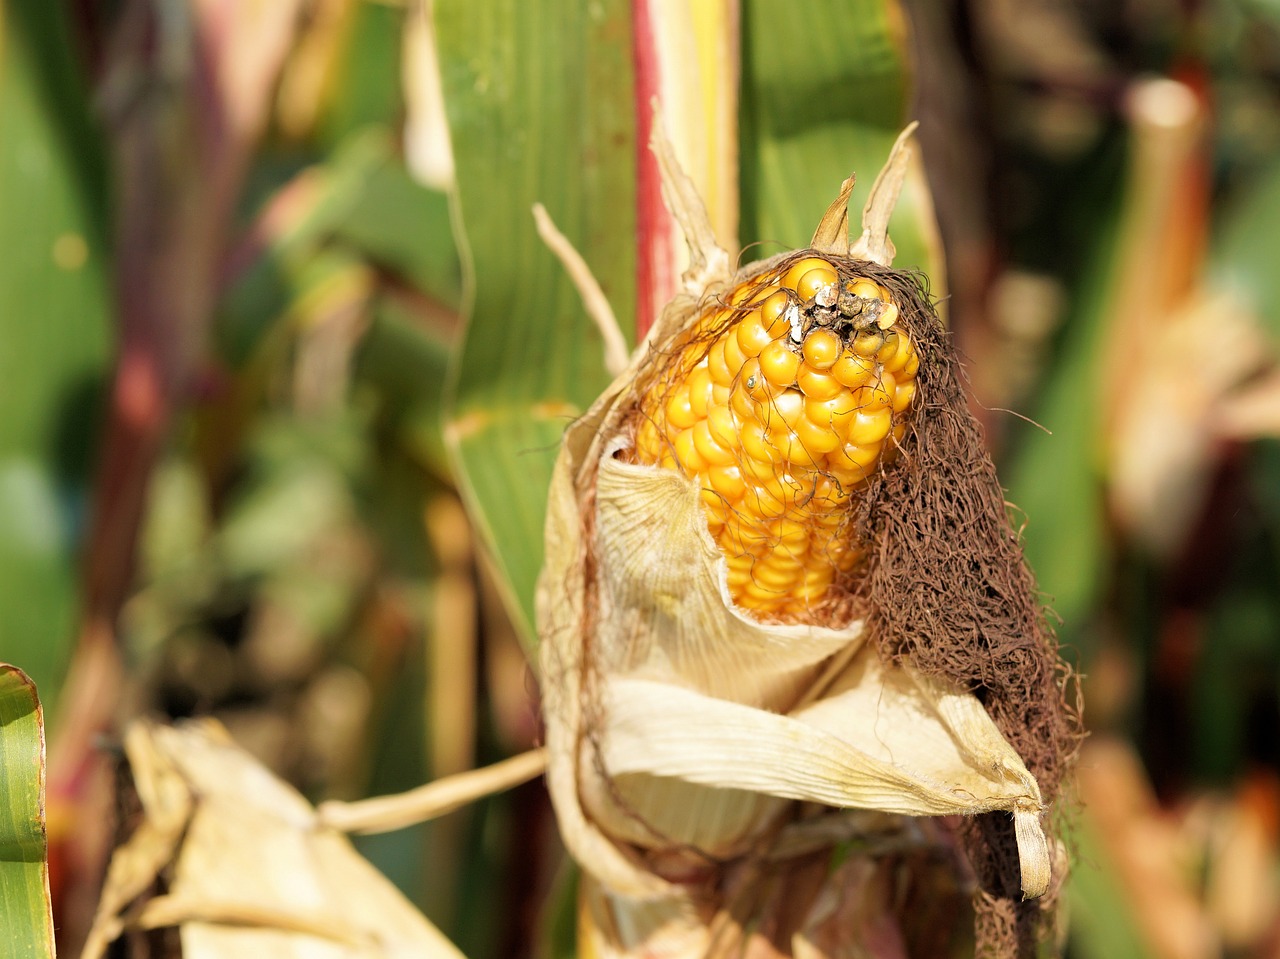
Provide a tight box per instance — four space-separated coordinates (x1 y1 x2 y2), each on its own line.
536 125 1063 957
83 719 467 959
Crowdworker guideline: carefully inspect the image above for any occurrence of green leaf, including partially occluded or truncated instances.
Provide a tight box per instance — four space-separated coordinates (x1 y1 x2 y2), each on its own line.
1211 156 1280 339
0 1 113 697
740 0 936 275
1000 145 1127 648
219 130 459 366
436 0 636 645
0 665 54 959
355 293 454 477
1065 813 1152 959
317 1 406 148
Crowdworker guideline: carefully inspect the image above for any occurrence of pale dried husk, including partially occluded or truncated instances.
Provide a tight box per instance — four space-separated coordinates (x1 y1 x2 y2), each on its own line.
82 719 466 959
535 125 1055 952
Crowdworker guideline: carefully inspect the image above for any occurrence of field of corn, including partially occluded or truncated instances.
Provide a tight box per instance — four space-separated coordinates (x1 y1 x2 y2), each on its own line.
4 0 1280 957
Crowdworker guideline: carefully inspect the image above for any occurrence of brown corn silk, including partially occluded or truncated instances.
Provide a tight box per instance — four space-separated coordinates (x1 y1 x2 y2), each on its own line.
536 126 1079 959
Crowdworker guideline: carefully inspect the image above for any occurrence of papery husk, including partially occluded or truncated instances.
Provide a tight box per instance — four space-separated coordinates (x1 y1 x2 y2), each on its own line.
536 122 1066 959
82 719 466 959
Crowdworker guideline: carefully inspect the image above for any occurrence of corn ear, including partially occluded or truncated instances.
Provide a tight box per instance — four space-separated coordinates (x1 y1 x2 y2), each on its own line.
536 122 1054 956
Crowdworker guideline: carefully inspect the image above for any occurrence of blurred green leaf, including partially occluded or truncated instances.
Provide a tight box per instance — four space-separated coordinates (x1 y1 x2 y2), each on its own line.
1212 155 1280 338
318 0 405 148
0 1 113 697
218 410 368 578
0 665 54 959
220 131 458 366
356 293 454 477
538 861 580 959
436 0 637 644
1001 150 1126 648
740 0 936 275
1066 812 1152 959
332 159 461 305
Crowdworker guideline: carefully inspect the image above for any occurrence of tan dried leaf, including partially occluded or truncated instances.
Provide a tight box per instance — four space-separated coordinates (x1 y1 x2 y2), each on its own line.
83 719 467 959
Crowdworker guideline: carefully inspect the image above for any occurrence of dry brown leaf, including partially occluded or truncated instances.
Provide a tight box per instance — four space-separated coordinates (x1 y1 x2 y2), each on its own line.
1108 292 1272 557
1218 367 1280 440
1077 738 1219 959
83 719 467 959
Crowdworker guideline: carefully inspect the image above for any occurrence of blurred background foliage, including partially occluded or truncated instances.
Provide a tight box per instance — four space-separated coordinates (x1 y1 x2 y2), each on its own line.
3 0 1280 956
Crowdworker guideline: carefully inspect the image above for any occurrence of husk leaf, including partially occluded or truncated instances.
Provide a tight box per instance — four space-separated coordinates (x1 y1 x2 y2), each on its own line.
83 720 467 959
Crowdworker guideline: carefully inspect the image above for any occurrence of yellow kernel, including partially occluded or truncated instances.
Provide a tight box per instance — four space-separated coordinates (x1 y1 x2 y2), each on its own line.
852 331 885 357
791 581 830 605
901 352 919 378
892 379 916 414
730 382 758 420
816 499 848 524
836 547 862 572
831 351 876 388
796 366 844 400
738 357 773 401
771 429 820 468
848 406 893 446
635 417 661 459
802 329 842 370
712 383 731 406
665 387 697 430
826 465 863 489
708 464 746 500
805 391 860 436
876 301 900 330
794 415 842 455
849 279 882 300
782 256 834 291
879 371 898 401
751 562 803 590
876 332 902 367
856 379 893 412
810 475 848 506
740 420 779 467
803 560 836 585
758 340 801 387
760 290 793 337
745 483 786 518
761 472 804 509
707 404 738 448
700 486 727 512
708 340 733 386
687 365 714 418
659 450 678 471
729 280 771 305
883 332 914 373
771 516 810 550
674 428 704 471
796 267 839 302
763 389 805 430
723 328 748 375
741 454 780 483
741 580 785 606
736 309 774 357
693 419 735 466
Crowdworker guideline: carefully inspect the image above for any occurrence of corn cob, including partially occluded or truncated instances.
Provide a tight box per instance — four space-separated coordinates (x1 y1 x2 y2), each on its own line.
628 253 919 618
